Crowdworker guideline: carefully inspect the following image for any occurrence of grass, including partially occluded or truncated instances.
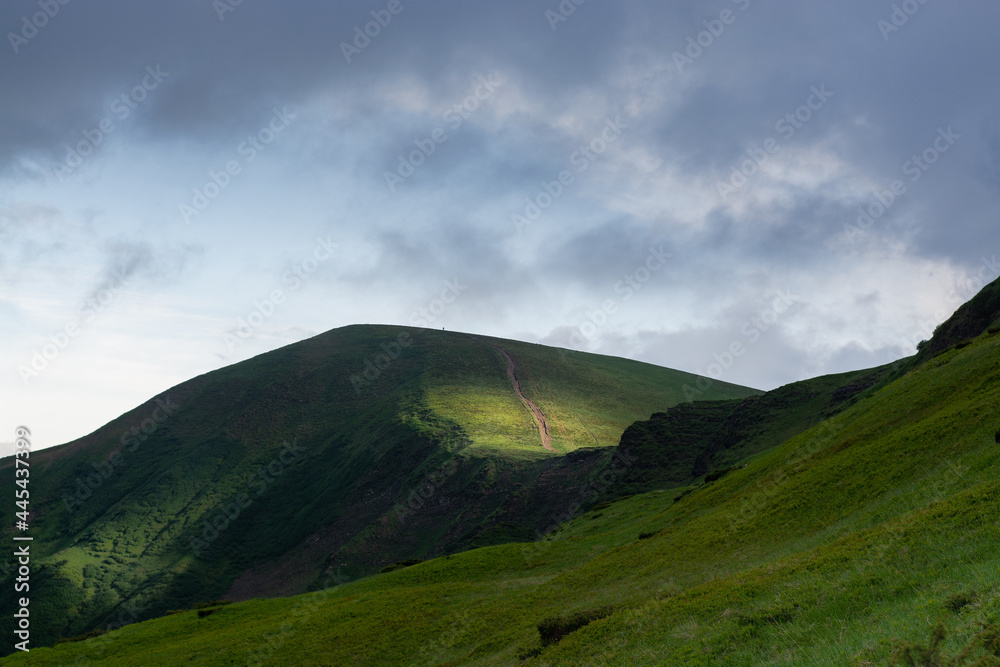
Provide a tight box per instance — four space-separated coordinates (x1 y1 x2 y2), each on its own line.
0 324 757 651
605 361 900 496
420 330 757 453
6 327 999 665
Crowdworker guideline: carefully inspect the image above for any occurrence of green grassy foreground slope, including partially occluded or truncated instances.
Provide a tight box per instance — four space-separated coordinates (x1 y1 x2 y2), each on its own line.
10 323 999 665
0 325 756 651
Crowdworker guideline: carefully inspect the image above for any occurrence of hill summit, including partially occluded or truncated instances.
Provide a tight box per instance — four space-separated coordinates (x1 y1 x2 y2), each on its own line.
0 325 755 648
6 277 1000 665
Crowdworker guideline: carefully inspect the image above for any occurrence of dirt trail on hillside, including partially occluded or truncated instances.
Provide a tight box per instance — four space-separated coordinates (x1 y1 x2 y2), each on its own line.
481 342 553 452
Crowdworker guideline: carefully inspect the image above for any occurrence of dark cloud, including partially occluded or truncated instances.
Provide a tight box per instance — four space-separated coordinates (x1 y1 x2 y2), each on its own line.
1 0 997 432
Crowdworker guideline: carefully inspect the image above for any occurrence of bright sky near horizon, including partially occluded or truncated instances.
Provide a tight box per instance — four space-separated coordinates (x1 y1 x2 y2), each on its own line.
1 0 998 452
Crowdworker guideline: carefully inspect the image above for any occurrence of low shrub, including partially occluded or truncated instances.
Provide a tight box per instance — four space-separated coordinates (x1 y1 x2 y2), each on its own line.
589 500 614 513
673 488 694 503
538 605 615 647
168 599 234 617
735 605 797 627
54 628 106 645
889 622 948 666
379 559 424 574
516 646 544 661
943 591 976 613
704 465 740 483
980 624 1000 657
890 621 1000 666
193 599 233 610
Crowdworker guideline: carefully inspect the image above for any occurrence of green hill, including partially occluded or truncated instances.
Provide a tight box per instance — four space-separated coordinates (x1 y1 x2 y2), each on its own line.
7 282 1000 665
610 272 1000 501
606 361 900 496
0 325 756 651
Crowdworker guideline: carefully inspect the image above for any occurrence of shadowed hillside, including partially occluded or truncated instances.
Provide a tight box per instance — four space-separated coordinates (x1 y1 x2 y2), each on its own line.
7 286 999 665
0 325 756 650
609 275 1000 500
7 278 997 660
607 362 899 496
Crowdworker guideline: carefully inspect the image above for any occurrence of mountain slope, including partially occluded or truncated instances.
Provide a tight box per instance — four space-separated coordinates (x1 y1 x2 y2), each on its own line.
8 316 999 665
0 325 757 649
915 272 1000 360
607 275 1000 499
608 361 900 495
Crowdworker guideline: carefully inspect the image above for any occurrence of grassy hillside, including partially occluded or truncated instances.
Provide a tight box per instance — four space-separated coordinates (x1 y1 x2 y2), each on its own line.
869 274 1000 394
609 361 900 496
9 321 999 665
0 325 756 651
915 272 1000 360
409 331 755 454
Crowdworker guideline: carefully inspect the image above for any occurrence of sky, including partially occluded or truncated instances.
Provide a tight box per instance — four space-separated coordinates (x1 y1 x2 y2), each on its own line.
1 0 998 452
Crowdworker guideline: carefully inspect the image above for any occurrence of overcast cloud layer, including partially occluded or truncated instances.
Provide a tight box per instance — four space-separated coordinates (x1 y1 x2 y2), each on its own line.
2 0 998 450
